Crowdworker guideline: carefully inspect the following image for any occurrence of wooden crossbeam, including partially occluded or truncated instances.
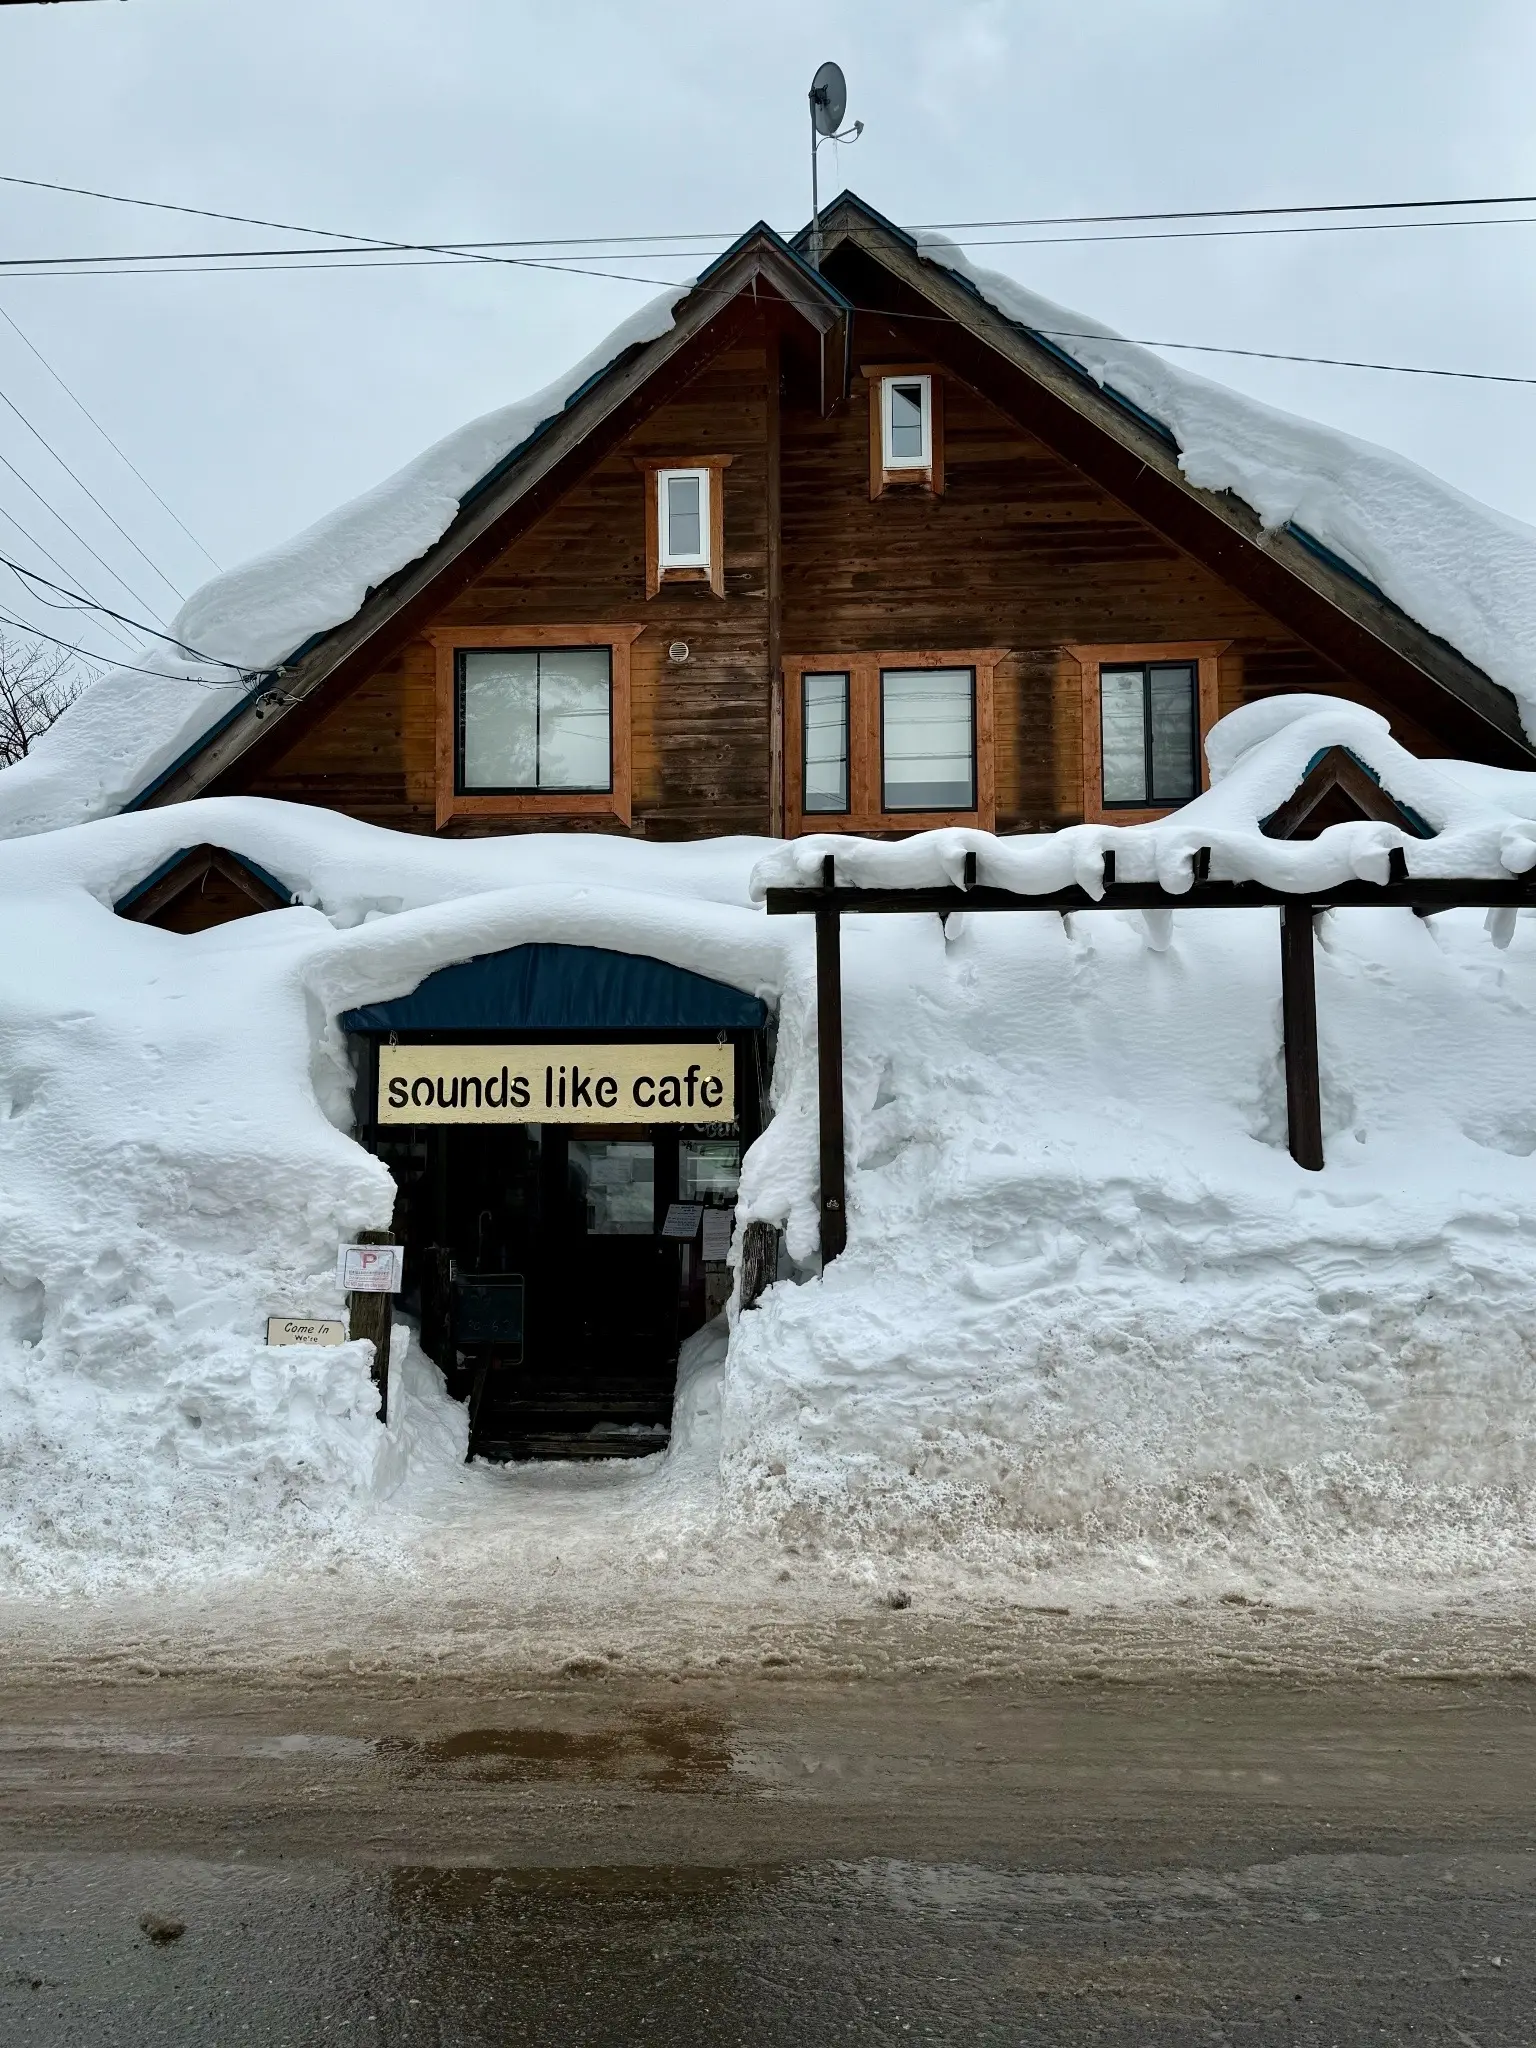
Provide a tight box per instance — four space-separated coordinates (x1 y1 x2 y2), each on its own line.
770 861 1533 1246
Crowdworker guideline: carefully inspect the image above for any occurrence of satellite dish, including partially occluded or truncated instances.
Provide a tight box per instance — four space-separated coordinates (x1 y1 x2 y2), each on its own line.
810 61 847 138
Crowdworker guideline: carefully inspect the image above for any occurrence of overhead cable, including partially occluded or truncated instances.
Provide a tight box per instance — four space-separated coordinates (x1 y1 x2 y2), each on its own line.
0 506 136 655
10 166 1536 242
0 552 255 671
0 381 184 599
0 448 165 623
0 299 221 570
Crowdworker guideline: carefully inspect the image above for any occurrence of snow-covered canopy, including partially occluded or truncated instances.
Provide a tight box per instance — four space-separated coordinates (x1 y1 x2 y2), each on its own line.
7 209 1536 844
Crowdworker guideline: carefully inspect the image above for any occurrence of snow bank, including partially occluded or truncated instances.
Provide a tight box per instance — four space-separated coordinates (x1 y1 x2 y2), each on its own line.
916 230 1536 738
4 704 1536 1611
0 287 684 842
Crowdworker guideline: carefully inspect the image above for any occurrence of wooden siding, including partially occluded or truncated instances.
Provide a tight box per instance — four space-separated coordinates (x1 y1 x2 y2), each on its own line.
238 307 1460 840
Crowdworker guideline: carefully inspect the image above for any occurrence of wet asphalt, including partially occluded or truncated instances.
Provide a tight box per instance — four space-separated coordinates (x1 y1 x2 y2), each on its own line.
0 1671 1532 2043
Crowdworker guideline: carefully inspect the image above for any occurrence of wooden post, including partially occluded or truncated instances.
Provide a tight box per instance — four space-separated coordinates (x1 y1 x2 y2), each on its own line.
347 1225 395 1422
1280 902 1324 1171
815 853 848 1262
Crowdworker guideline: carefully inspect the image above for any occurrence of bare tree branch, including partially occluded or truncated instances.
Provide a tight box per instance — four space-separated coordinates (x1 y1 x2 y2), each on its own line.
0 629 89 770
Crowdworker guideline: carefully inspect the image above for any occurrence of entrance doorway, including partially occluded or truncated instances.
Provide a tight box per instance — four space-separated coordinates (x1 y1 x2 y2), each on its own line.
343 943 769 1461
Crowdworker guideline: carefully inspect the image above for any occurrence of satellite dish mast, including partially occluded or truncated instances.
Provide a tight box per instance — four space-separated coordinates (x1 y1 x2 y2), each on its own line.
808 61 862 270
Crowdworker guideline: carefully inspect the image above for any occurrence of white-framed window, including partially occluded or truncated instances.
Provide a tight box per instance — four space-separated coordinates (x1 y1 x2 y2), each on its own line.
657 467 711 570
880 374 932 471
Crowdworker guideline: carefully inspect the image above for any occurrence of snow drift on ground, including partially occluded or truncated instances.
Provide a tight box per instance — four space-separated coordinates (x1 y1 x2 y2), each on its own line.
9 221 1536 845
5 701 1536 1617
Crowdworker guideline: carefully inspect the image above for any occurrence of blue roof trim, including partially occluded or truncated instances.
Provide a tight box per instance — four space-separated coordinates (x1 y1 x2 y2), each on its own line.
113 843 298 915
341 942 767 1035
458 224 849 520
1285 522 1392 607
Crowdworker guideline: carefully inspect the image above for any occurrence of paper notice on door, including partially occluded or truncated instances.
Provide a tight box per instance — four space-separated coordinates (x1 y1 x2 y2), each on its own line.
661 1202 704 1240
701 1209 735 1264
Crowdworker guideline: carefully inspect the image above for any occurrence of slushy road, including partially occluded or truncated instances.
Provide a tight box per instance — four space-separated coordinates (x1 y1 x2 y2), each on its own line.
0 1667 1531 2043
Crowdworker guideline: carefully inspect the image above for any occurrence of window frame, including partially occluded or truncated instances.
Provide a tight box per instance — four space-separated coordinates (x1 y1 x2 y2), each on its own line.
431 624 641 831
656 467 711 571
634 453 731 598
782 649 1002 836
862 363 946 497
878 664 977 815
881 374 932 471
800 668 852 818
1071 641 1226 825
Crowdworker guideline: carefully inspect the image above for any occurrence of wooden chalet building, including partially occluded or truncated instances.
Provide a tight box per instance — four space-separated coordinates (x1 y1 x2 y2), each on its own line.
106 191 1536 1458
120 191 1531 881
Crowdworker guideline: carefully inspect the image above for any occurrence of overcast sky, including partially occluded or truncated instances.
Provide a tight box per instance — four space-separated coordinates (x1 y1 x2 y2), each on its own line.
2 0 1535 666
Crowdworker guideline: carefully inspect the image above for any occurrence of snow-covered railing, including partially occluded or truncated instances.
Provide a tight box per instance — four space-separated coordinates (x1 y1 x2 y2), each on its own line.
764 847 1536 1263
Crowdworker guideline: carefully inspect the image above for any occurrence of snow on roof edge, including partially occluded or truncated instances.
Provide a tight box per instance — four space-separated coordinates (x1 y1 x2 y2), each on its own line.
911 229 1536 743
0 283 689 843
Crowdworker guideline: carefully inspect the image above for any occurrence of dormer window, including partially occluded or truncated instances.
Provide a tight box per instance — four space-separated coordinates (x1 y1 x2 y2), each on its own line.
864 364 944 496
658 468 710 570
637 455 730 597
881 375 931 470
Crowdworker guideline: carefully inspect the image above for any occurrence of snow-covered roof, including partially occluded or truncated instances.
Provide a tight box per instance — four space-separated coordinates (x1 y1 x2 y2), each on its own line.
6 195 1536 843
912 228 1536 734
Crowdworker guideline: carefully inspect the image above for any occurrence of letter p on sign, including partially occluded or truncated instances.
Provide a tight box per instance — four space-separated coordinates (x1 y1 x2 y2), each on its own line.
338 1244 405 1293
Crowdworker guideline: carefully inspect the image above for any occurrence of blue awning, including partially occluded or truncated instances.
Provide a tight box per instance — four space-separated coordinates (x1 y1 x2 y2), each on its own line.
340 942 767 1035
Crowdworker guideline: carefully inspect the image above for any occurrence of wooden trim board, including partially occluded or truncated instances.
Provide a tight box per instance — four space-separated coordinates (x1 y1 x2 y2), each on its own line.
1071 641 1226 825
430 624 643 831
783 648 1004 836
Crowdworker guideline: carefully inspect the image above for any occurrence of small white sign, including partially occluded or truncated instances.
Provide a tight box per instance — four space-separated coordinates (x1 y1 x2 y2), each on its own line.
701 1209 735 1264
266 1315 347 1348
661 1202 704 1241
338 1243 405 1294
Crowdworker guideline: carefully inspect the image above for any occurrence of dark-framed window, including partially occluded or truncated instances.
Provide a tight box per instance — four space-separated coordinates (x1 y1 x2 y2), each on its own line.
880 665 976 812
456 645 612 795
1099 661 1198 808
802 670 850 815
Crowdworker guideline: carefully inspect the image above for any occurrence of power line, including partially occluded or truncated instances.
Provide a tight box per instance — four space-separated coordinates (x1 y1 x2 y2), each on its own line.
3 245 1530 389
0 442 168 619
0 501 139 656
10 166 1536 243
0 298 220 570
0 552 253 670
0 379 184 599
11 210 1536 278
0 604 241 686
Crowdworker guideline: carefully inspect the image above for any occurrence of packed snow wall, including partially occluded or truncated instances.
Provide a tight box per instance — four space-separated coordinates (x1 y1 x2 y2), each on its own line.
3 707 1536 1600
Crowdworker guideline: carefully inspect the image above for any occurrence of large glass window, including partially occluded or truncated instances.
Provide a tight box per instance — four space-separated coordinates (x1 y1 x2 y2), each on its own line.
881 667 975 812
881 375 932 469
802 671 850 814
457 646 612 793
1100 662 1198 808
657 467 710 569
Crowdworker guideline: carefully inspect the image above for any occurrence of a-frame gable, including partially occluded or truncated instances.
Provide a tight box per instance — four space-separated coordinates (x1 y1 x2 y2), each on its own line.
806 193 1534 768
1260 744 1435 840
134 226 851 813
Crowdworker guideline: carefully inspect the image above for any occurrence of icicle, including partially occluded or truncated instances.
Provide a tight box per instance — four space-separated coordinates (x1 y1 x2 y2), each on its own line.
1141 909 1174 952
1486 905 1518 950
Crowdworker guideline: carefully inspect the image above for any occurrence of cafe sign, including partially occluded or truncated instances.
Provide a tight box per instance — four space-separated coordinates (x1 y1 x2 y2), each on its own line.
376 1042 734 1125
